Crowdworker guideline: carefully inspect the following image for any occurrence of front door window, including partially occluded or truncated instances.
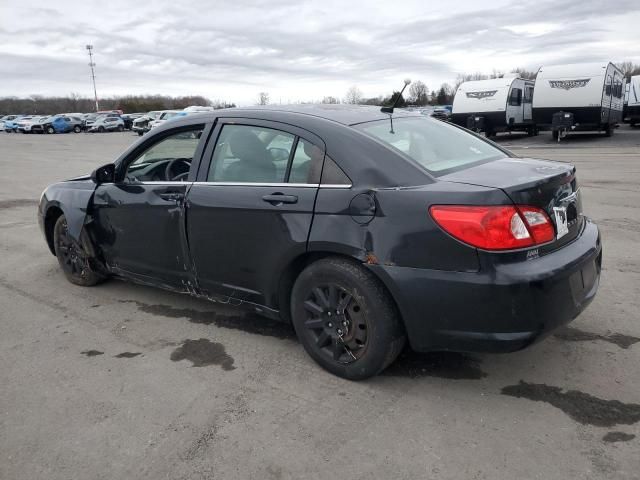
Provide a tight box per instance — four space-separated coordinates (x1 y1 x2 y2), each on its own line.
126 128 204 182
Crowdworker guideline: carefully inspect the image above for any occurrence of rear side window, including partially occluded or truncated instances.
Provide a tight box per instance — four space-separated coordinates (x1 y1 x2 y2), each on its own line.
356 117 505 176
289 138 322 184
208 124 295 183
321 156 351 185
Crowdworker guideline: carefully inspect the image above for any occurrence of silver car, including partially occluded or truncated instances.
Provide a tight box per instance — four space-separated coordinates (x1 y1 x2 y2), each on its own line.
87 115 125 133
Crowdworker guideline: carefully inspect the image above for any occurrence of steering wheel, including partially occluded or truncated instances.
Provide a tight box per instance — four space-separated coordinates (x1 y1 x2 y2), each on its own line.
164 158 191 181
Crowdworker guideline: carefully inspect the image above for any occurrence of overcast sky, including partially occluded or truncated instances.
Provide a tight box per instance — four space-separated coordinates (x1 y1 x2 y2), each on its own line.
1 0 639 105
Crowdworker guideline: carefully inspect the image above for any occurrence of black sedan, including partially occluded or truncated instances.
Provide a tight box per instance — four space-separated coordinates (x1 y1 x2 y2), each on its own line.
38 105 601 379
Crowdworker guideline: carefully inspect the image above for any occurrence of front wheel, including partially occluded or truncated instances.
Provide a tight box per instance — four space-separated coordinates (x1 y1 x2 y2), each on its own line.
53 215 106 286
291 257 405 380
73 125 81 133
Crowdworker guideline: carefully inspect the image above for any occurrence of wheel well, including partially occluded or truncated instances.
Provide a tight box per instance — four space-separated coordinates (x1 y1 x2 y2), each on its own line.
276 252 405 331
44 206 63 255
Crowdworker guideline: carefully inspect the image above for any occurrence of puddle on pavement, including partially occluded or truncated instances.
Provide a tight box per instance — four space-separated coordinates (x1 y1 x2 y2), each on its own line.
554 326 640 349
384 351 487 380
114 352 142 358
501 381 640 427
120 300 295 339
80 350 104 357
602 431 636 443
170 338 235 370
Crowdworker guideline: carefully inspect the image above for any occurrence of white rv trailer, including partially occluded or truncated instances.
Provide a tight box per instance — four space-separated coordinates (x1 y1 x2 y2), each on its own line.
533 62 624 139
451 77 536 136
625 75 640 126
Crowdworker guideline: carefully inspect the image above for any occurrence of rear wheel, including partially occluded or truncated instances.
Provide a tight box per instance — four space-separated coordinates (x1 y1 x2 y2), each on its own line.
552 130 560 141
604 125 613 137
291 257 405 380
73 125 81 133
46 126 55 134
117 125 124 132
98 126 105 133
53 215 105 286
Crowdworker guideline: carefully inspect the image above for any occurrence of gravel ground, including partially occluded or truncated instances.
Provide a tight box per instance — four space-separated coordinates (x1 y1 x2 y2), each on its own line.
1 126 639 480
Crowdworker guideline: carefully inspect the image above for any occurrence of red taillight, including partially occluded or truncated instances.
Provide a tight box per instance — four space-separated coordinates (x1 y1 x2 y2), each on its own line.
429 205 555 251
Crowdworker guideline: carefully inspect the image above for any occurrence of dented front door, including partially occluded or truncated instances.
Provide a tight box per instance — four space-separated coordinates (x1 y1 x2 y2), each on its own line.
91 181 193 288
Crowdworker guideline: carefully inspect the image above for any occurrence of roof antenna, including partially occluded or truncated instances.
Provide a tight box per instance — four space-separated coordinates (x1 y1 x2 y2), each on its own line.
381 78 411 133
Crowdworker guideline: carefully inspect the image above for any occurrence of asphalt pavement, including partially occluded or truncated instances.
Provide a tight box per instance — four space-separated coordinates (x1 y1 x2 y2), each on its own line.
1 126 639 480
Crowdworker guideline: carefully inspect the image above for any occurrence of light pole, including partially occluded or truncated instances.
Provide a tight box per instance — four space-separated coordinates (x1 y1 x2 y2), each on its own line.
86 45 99 112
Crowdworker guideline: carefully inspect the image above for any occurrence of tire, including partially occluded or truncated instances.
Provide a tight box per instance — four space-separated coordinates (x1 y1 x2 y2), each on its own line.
98 126 105 133
552 130 560 141
117 125 124 132
137 131 144 136
604 125 613 137
53 215 106 287
290 257 406 380
46 126 55 134
73 125 81 133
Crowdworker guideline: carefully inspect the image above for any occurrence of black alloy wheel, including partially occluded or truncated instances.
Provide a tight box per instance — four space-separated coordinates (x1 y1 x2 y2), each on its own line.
303 284 368 364
291 257 405 380
53 215 105 286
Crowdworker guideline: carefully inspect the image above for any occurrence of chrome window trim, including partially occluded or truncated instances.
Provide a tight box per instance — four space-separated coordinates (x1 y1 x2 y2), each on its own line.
196 182 319 188
115 181 352 188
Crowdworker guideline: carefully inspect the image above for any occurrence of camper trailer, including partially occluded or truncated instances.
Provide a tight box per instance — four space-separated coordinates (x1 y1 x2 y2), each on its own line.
451 77 536 137
533 62 624 140
625 75 640 126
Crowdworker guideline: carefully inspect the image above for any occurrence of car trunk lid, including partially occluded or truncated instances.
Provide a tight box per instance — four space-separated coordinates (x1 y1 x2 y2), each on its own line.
439 157 583 251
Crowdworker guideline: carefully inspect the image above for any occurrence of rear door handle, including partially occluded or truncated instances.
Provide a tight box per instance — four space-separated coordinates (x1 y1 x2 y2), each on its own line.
159 191 184 201
262 193 298 205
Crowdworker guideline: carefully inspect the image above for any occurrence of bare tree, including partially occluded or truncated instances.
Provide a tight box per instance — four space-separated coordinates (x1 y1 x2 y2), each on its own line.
258 92 270 105
321 96 340 104
408 80 429 105
617 61 640 80
511 67 538 80
344 85 363 105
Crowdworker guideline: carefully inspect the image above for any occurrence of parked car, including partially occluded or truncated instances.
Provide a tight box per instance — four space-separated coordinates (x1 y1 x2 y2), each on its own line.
121 113 144 130
149 110 183 130
82 113 104 131
132 111 162 136
38 105 601 380
3 115 29 133
0 114 20 131
32 115 84 134
16 116 42 133
87 115 125 132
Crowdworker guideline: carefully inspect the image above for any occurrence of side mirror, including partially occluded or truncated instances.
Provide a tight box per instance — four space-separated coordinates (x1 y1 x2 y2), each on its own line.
91 163 116 185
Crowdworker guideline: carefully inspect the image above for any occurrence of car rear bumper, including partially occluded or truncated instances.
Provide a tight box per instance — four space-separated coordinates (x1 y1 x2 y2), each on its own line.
368 219 602 353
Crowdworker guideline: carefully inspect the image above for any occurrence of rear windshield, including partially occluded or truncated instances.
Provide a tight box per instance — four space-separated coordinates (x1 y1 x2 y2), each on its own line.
355 116 507 176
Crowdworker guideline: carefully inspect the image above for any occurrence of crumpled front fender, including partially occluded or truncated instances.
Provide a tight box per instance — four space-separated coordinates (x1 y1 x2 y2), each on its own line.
39 178 97 248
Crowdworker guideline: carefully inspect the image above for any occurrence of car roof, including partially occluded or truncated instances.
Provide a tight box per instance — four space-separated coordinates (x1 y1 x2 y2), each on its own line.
164 104 420 127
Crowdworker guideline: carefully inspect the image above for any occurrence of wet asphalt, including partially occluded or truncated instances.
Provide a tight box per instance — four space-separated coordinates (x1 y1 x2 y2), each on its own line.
0 126 639 479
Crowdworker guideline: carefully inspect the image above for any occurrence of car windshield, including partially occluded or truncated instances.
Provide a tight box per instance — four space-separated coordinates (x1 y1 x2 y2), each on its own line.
355 116 506 176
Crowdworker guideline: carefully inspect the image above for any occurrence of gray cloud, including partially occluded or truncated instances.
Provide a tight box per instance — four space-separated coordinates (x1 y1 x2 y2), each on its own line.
0 0 638 104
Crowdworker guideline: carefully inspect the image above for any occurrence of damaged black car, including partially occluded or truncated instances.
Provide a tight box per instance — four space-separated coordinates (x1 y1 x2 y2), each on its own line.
38 105 602 379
